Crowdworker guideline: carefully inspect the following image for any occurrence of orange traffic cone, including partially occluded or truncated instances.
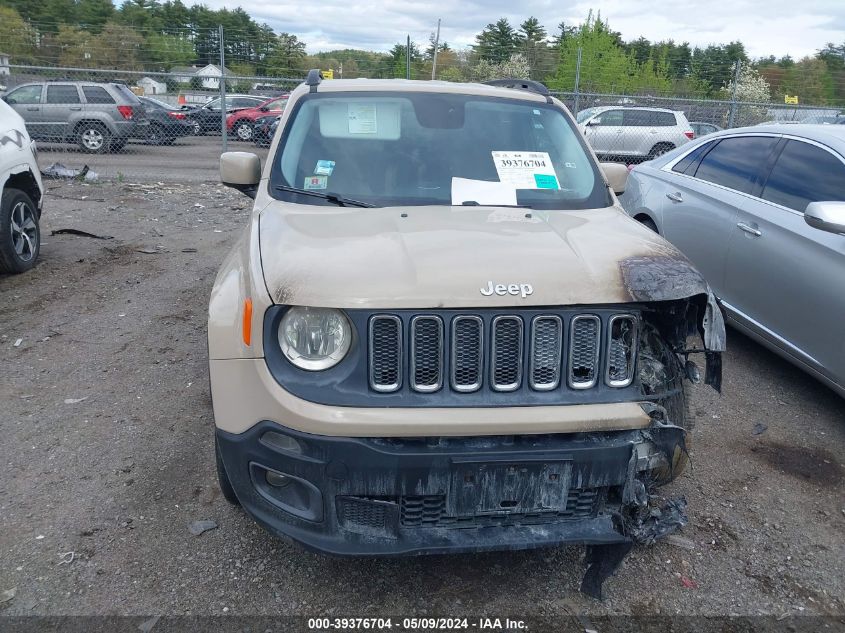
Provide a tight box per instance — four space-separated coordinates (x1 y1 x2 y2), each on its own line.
177 94 186 106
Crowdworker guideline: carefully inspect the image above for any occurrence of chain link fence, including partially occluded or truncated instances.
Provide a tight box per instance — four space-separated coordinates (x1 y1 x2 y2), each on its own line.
2 59 842 183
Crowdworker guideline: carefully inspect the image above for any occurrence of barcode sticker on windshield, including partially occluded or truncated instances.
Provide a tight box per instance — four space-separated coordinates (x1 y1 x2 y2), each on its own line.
491 151 560 189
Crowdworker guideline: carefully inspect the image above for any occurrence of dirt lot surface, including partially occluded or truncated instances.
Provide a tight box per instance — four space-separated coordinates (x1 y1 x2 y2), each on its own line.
0 180 843 624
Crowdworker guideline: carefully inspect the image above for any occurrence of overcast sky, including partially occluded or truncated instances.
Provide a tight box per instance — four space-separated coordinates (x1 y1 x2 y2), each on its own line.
206 0 843 59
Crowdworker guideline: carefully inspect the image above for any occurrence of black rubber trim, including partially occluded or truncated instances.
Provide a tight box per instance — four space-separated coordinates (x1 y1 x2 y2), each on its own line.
215 421 652 555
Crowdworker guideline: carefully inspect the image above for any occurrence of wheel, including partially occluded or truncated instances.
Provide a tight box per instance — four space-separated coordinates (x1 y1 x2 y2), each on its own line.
637 216 659 233
647 143 674 159
0 188 40 274
215 436 240 505
234 120 253 141
147 123 166 145
77 122 110 153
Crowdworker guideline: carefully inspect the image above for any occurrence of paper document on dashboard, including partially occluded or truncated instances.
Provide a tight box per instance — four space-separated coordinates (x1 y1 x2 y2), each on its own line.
450 177 518 206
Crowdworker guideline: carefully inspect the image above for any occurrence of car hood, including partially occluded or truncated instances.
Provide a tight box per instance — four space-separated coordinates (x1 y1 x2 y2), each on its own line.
258 202 711 308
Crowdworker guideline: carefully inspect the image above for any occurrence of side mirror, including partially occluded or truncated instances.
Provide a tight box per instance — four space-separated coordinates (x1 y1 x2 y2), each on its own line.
220 151 261 199
601 162 628 195
259 106 269 112
586 118 600 126
805 201 845 235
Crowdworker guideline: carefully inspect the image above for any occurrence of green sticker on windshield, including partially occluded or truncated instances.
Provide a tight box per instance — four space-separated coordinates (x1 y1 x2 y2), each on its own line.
304 175 328 190
534 173 560 189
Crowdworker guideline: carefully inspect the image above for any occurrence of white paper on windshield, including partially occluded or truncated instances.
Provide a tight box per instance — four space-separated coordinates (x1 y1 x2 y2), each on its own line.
491 151 560 189
348 103 377 134
451 177 517 206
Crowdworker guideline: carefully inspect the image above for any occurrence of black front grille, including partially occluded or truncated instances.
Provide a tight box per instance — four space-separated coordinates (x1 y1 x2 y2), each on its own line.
336 496 392 531
411 316 443 392
530 315 562 390
451 316 483 392
367 310 636 397
369 316 401 392
569 315 601 388
491 316 523 391
399 488 602 528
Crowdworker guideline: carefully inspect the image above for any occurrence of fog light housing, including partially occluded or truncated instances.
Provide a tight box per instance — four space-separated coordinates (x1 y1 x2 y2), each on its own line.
266 470 292 487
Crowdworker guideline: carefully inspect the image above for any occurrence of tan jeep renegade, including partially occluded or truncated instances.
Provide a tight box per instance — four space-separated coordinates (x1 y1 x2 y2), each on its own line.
208 72 725 597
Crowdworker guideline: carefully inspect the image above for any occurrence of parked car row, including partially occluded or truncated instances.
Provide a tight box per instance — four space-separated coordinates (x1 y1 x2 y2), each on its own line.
1 81 288 152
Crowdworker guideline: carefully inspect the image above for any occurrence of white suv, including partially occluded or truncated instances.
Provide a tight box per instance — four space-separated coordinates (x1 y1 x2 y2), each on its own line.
577 106 694 160
0 98 44 273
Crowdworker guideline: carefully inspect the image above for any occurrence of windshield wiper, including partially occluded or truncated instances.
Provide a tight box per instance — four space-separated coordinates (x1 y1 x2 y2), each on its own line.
274 185 375 208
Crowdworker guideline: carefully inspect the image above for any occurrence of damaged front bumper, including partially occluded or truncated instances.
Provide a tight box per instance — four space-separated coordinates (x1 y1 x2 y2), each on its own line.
216 419 687 557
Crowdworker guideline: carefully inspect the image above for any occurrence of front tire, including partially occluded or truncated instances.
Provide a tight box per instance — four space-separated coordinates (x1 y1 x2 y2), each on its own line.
215 436 240 505
0 188 40 274
77 122 110 154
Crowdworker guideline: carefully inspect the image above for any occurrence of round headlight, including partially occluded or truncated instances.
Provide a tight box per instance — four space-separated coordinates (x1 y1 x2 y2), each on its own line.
278 307 352 371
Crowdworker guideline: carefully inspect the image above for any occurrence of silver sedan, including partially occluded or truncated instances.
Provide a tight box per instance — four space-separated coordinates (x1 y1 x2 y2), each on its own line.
620 125 845 397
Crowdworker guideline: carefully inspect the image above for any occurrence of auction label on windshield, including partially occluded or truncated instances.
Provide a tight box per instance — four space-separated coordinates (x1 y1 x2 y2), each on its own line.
491 151 560 189
348 103 378 134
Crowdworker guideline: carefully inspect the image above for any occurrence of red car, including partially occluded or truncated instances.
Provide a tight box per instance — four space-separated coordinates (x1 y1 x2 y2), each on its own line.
226 95 289 141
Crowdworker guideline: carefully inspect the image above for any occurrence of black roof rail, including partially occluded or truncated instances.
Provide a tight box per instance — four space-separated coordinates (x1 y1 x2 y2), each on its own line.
305 69 323 93
483 78 551 101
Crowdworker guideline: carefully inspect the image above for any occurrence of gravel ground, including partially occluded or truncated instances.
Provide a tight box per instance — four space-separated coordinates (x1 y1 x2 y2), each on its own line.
0 180 843 624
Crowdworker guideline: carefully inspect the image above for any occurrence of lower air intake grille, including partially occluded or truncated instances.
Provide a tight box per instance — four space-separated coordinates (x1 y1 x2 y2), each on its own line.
399 488 602 528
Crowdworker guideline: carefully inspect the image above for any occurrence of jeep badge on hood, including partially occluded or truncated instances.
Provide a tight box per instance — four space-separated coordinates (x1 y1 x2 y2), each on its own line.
480 281 534 298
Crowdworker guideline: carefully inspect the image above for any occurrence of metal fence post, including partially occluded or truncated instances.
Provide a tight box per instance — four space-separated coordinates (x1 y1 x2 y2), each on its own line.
727 60 741 128
219 24 227 152
573 47 582 115
406 35 411 80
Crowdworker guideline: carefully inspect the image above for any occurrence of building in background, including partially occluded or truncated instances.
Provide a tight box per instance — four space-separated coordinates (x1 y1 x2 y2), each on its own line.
138 76 167 95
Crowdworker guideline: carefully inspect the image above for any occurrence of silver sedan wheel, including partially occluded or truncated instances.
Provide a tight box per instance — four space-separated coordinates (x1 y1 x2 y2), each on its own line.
81 127 105 151
10 200 38 262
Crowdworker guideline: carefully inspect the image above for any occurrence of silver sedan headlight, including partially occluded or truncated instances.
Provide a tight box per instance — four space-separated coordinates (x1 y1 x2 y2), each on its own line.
278 307 352 371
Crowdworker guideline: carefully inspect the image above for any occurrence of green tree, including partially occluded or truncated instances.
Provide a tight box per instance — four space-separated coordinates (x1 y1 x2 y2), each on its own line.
517 17 549 78
266 33 306 76
0 7 37 64
474 18 518 64
549 13 670 95
145 33 194 69
690 42 748 95
93 21 145 70
389 41 423 78
50 25 97 66
77 0 115 32
782 57 835 105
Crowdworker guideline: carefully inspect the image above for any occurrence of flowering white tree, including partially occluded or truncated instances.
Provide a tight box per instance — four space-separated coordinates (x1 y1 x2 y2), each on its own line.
468 53 531 82
722 65 771 125
723 64 772 103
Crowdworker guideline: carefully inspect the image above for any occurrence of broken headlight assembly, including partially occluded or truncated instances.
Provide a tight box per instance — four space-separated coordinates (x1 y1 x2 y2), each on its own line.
278 306 352 370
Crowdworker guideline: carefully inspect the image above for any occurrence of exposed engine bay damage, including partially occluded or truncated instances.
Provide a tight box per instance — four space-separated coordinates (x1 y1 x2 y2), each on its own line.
625 250 726 393
578 292 715 600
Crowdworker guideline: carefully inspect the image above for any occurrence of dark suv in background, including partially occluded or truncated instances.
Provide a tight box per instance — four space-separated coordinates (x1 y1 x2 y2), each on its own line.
2 81 147 153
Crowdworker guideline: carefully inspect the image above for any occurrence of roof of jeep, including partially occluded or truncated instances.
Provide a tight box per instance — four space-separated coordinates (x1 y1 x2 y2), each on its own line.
291 78 550 103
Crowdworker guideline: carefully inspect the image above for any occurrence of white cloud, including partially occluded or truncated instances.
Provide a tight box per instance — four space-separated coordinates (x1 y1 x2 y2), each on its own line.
199 0 843 57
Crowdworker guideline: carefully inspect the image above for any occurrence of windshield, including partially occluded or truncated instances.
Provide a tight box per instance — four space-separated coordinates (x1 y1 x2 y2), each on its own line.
576 107 601 123
269 91 610 210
